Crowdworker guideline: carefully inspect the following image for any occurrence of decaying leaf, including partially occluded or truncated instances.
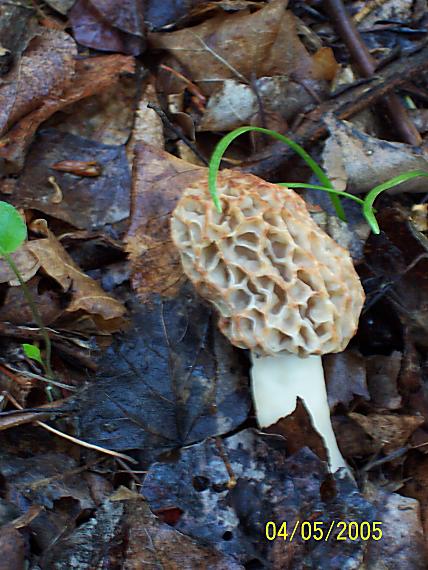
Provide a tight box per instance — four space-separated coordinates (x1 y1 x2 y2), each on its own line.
125 143 204 300
324 350 370 410
41 488 243 569
26 222 125 321
69 0 145 55
366 352 402 410
0 54 135 172
349 412 424 453
363 207 428 347
323 115 428 193
143 429 375 567
9 129 131 230
77 285 250 463
364 482 426 570
0 243 39 285
0 29 77 137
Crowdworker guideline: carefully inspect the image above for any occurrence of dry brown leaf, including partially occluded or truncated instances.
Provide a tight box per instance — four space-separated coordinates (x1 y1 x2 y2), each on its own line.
125 143 204 301
27 222 125 320
349 412 424 453
0 29 77 136
0 244 40 285
0 54 135 172
323 115 428 193
149 0 320 96
127 80 164 160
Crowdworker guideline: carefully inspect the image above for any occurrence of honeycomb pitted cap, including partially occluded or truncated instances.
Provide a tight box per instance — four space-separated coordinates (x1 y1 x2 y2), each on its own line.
171 170 365 357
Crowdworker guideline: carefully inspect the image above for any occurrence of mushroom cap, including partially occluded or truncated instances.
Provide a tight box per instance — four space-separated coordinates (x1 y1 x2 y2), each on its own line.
171 170 365 357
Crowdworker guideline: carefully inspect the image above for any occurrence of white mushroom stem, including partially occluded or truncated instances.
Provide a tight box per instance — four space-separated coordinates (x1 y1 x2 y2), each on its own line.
251 353 347 474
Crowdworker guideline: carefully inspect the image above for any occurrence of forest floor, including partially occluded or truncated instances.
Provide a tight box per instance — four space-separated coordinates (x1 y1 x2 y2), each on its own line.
1 0 428 568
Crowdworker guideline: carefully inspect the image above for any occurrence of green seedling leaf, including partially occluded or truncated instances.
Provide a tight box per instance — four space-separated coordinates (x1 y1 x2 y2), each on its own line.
278 183 365 206
363 170 428 234
0 201 27 255
208 126 345 220
22 343 44 365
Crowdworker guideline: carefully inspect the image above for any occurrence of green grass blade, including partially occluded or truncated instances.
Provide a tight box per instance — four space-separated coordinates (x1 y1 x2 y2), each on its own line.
278 183 365 206
363 170 428 234
208 126 345 220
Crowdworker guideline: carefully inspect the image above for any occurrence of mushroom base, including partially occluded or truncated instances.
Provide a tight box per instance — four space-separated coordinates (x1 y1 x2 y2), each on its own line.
250 353 347 473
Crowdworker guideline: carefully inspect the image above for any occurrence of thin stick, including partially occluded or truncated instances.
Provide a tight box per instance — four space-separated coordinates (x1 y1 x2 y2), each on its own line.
324 0 421 146
147 103 209 166
242 43 428 179
4 392 137 464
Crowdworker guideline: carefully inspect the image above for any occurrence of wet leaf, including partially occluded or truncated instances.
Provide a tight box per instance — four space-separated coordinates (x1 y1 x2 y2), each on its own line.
10 129 131 230
69 0 145 55
77 285 250 463
41 488 243 569
324 350 370 410
0 29 77 137
0 54 135 172
144 0 207 30
143 428 375 567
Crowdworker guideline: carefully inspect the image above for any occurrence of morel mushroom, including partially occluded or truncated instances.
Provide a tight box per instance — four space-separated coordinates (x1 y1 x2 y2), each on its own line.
171 170 365 473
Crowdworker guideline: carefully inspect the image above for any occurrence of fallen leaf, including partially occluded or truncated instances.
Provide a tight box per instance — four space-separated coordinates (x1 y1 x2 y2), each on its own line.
76 285 250 463
198 75 322 131
0 2 38 67
127 80 164 157
323 115 428 194
44 0 75 15
0 243 39 285
69 0 145 55
324 350 370 410
27 223 125 321
10 129 131 230
364 482 426 569
366 352 402 410
0 29 77 136
0 527 25 570
41 489 243 569
363 207 428 347
144 0 207 30
149 0 322 96
143 429 375 567
0 54 135 173
125 143 204 300
349 412 424 453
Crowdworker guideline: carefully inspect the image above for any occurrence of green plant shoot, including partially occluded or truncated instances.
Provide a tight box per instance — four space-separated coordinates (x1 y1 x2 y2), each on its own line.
0 201 53 380
208 127 428 235
0 200 27 255
22 343 44 366
208 126 345 220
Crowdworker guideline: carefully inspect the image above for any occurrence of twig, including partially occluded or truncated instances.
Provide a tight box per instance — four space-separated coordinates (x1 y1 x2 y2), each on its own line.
241 43 428 179
4 391 137 464
324 0 421 146
147 103 209 166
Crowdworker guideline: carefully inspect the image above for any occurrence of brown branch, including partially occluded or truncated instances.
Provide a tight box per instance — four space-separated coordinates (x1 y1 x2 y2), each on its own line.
241 43 428 180
324 0 421 146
